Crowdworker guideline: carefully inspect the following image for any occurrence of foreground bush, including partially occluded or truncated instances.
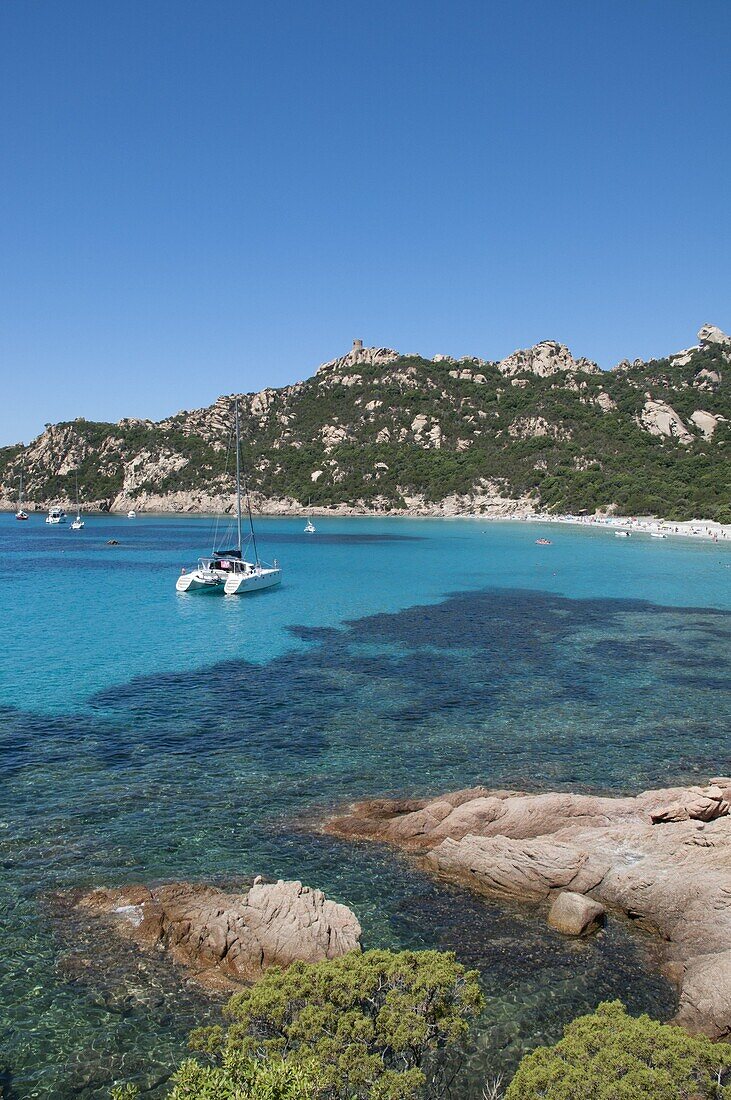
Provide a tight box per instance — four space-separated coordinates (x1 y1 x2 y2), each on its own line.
505 1000 731 1100
187 948 482 1100
167 1054 317 1099
112 1056 315 1099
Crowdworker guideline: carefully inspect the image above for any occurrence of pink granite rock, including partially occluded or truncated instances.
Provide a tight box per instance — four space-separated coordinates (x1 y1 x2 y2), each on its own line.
77 879 361 992
547 891 605 936
326 778 731 1038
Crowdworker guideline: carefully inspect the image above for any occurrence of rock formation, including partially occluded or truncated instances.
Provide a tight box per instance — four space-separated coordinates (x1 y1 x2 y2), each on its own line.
324 779 731 1039
76 879 361 992
698 323 731 349
547 891 605 936
317 340 400 375
497 340 599 378
639 397 694 443
690 409 723 439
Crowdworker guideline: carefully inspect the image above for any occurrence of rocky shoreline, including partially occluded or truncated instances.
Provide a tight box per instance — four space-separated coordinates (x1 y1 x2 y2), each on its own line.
324 778 731 1040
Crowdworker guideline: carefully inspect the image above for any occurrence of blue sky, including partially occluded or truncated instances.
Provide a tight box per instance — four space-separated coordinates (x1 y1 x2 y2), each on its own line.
1 0 729 445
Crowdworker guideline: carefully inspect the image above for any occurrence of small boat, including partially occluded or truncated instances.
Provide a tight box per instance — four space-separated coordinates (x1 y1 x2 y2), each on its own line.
615 530 631 538
650 531 667 539
127 509 137 519
304 499 316 533
46 507 67 525
176 400 281 596
15 469 28 521
535 537 552 546
70 473 84 530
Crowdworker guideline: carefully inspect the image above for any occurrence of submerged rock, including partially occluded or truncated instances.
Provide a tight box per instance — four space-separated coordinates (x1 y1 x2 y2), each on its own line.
325 779 731 1039
548 891 605 936
76 879 361 992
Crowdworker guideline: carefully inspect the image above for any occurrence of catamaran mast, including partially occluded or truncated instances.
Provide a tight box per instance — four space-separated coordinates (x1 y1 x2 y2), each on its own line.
235 400 243 554
234 399 260 565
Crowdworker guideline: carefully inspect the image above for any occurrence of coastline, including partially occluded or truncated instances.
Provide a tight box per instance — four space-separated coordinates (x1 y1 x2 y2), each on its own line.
3 498 729 543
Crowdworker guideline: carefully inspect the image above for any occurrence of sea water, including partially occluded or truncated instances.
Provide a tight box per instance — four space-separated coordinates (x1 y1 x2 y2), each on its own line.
0 514 729 1097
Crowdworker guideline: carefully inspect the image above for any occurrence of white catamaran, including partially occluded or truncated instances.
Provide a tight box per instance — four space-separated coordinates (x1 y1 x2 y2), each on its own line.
176 400 281 595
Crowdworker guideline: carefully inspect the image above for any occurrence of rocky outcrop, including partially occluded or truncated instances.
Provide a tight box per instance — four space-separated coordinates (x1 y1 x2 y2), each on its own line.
639 397 694 443
324 779 731 1038
497 341 599 378
698 324 731 349
507 415 571 441
595 391 616 412
76 879 361 993
690 409 723 439
317 340 400 376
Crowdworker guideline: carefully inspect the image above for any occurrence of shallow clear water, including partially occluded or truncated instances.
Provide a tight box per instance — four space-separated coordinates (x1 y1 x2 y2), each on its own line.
1 514 729 1097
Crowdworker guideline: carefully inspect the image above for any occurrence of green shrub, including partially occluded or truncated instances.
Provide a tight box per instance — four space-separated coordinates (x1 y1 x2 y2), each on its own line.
504 1000 731 1100
187 949 482 1100
112 1057 315 1099
167 1054 317 1099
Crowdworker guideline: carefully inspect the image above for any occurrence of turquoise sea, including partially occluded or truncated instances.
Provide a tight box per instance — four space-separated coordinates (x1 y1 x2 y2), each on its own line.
1 513 730 1097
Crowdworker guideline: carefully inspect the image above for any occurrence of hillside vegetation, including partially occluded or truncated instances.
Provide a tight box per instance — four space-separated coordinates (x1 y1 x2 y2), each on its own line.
2 325 729 520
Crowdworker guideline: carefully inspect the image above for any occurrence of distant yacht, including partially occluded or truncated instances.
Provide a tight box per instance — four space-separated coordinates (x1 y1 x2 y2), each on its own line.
176 400 282 595
70 474 84 530
304 497 316 533
127 509 137 518
15 469 28 521
46 507 67 525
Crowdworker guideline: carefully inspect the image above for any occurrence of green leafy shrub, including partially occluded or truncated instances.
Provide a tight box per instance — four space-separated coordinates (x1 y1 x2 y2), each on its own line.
187 949 482 1100
111 1057 315 1099
167 1054 317 1099
504 1000 731 1100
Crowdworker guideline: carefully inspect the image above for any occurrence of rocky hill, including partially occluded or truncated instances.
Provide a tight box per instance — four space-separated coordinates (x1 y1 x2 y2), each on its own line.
1 325 729 521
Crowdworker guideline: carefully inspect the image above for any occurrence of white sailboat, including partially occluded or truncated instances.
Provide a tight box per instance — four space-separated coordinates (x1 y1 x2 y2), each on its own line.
176 400 281 595
304 499 316 534
71 474 84 530
15 469 28 521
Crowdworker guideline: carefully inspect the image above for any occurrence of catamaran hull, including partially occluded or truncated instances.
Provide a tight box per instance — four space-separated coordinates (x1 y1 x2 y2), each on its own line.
224 569 281 595
176 572 224 593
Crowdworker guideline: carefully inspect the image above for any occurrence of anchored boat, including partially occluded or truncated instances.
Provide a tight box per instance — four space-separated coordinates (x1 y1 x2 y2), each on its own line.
15 469 28 521
70 474 84 530
176 400 281 596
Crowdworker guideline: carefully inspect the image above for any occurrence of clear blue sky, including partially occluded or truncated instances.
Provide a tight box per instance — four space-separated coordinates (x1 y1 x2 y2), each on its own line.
2 0 730 445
